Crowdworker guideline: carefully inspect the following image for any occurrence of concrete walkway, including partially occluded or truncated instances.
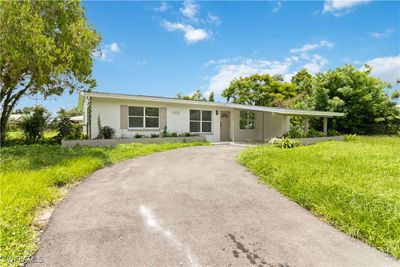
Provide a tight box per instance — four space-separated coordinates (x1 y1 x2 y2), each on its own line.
31 145 398 267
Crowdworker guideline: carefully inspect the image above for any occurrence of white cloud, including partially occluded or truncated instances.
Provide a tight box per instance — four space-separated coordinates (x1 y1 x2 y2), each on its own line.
290 40 335 53
364 55 400 83
272 1 282 13
204 51 332 96
109 42 120 53
323 0 371 16
162 20 209 43
205 58 293 95
369 28 395 39
181 0 200 21
97 42 121 62
302 54 329 74
154 1 170 12
158 1 220 44
207 13 221 25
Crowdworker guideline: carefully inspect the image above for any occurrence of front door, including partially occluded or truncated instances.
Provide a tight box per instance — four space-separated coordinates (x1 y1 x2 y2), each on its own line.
220 111 231 141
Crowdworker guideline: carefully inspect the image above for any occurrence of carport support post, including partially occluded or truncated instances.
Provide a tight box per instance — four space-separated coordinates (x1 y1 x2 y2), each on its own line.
323 117 328 136
304 117 309 136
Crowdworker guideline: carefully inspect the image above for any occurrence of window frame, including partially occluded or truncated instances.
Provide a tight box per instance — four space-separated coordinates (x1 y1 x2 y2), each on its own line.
239 111 256 130
128 106 160 129
189 109 212 133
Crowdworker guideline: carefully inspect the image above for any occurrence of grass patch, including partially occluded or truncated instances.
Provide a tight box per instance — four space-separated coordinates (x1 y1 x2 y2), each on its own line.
3 130 58 146
0 142 207 265
239 136 400 259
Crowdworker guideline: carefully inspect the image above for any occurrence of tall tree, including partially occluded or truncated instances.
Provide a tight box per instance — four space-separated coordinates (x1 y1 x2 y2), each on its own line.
208 91 215 102
177 89 207 101
312 65 400 134
291 68 313 95
222 74 296 107
56 107 81 118
0 1 101 142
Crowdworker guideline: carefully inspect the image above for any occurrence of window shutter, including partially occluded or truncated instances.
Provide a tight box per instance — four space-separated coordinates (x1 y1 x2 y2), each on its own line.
120 105 128 129
159 107 167 130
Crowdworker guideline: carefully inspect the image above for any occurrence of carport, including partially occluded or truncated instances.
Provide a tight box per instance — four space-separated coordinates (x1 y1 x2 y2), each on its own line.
223 104 345 142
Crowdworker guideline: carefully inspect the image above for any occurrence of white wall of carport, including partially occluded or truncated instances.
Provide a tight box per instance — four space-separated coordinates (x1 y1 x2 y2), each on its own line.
230 109 290 142
263 112 290 140
89 97 221 142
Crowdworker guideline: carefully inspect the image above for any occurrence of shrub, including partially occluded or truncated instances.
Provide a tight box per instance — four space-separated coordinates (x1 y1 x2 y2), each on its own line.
327 129 341 136
100 126 115 139
306 128 324 138
52 116 82 142
170 132 178 137
287 126 305 138
345 134 357 141
18 107 50 144
134 133 144 138
150 133 159 138
273 137 300 149
161 126 169 137
178 132 193 137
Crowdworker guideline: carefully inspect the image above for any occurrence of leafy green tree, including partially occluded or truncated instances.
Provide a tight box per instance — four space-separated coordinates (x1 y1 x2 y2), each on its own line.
391 90 400 100
177 89 209 101
18 106 51 143
0 1 101 142
291 69 313 95
208 91 215 102
312 65 400 134
56 107 81 118
14 106 35 115
222 74 296 107
272 74 285 82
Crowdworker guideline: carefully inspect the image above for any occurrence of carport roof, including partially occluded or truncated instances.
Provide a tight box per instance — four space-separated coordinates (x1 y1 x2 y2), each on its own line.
81 91 345 117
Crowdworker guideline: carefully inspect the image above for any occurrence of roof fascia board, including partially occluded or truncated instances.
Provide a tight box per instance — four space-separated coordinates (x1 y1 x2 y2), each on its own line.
83 92 344 117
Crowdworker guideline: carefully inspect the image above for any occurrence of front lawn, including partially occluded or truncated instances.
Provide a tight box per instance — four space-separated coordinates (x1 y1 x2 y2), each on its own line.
0 142 207 266
239 136 400 259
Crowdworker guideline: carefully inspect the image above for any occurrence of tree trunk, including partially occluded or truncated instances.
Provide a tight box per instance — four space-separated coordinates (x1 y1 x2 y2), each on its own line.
0 102 11 144
0 86 30 144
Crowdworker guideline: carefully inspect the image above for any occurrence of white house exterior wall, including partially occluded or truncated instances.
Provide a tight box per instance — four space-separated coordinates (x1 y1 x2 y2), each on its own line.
230 110 290 142
89 97 221 142
263 112 290 140
231 110 263 142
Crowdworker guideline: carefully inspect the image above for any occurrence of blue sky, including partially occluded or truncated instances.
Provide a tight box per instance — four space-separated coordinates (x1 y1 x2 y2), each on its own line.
19 0 400 113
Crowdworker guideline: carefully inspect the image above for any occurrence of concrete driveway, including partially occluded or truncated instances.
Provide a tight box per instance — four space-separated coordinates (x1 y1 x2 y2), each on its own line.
31 145 398 267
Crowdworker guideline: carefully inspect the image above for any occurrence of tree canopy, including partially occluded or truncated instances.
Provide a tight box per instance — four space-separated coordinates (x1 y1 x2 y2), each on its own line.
0 0 101 141
221 74 296 107
311 65 399 134
176 89 215 102
221 65 399 134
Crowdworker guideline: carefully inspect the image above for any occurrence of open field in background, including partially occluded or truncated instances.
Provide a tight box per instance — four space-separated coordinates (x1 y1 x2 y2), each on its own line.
239 136 400 259
0 142 208 266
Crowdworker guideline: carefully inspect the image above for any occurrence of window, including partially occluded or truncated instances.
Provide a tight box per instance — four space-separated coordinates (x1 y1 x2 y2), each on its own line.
128 106 159 128
190 110 212 133
240 111 255 129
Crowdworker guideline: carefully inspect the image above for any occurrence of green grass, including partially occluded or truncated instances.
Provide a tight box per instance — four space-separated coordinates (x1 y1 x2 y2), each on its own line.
0 141 207 266
239 136 400 259
3 130 58 146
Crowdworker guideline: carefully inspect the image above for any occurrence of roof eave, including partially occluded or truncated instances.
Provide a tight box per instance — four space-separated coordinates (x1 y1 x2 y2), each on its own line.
82 92 345 117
